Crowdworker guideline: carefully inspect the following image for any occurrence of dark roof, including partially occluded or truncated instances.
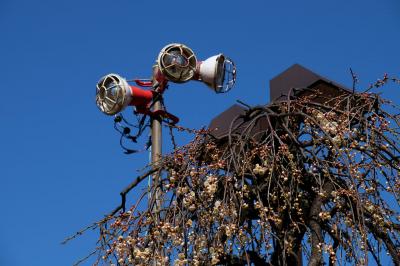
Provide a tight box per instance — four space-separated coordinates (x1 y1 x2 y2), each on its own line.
270 64 351 102
209 64 352 140
208 104 246 140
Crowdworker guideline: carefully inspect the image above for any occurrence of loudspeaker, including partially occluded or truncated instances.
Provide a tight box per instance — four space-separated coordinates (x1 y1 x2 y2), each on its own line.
96 74 153 115
195 54 236 93
157 43 197 83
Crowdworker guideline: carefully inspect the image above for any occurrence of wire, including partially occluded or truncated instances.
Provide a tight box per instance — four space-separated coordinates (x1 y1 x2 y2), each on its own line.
113 113 151 154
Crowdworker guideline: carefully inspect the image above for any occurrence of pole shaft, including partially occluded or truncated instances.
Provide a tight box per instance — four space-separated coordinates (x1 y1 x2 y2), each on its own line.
151 99 162 168
151 98 162 218
151 96 163 265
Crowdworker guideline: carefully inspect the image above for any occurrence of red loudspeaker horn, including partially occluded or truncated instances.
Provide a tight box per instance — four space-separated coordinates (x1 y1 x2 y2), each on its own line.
96 73 153 115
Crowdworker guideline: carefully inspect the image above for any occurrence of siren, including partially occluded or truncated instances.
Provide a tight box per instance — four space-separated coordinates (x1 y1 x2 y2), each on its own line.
156 43 236 93
157 43 197 83
96 74 153 115
194 54 236 93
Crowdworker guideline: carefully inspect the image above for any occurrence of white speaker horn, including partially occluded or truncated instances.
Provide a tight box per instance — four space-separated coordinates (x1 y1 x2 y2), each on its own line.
196 54 236 93
96 74 132 115
157 43 197 83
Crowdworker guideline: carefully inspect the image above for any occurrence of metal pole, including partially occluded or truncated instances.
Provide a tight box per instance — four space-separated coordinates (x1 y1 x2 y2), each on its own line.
150 95 163 265
151 98 162 214
151 66 166 264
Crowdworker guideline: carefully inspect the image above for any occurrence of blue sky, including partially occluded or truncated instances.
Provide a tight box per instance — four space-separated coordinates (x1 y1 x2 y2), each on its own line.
1 0 399 265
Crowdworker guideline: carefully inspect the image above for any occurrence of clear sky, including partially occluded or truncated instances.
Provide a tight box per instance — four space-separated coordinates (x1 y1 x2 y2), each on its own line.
1 0 399 265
